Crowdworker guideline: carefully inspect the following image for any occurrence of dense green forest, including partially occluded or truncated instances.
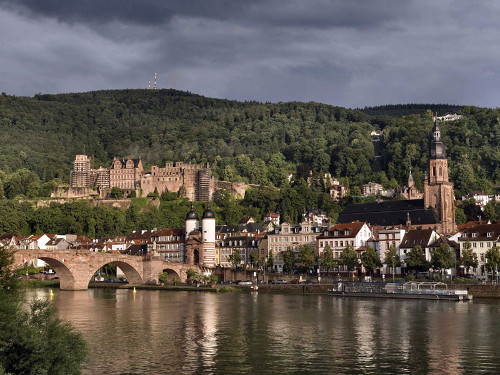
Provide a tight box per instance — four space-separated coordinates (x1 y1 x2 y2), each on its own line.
359 104 463 117
0 89 498 197
0 89 499 236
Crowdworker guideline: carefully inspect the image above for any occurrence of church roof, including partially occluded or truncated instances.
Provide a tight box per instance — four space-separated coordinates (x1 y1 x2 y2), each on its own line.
338 199 438 227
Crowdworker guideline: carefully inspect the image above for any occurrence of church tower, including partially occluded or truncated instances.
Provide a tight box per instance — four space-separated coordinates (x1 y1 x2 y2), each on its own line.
424 120 456 234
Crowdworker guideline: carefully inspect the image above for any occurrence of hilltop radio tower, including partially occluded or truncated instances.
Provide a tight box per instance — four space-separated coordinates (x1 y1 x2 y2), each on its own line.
154 72 157 89
148 80 151 89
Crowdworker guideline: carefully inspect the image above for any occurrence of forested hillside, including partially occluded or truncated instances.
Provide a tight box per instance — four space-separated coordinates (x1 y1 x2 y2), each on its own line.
0 89 498 202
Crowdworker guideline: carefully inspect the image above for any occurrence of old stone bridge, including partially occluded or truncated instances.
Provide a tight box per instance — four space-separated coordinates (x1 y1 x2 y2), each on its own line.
14 249 200 290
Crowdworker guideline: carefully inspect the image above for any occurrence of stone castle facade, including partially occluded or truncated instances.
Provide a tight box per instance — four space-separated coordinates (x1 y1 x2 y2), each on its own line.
70 155 215 201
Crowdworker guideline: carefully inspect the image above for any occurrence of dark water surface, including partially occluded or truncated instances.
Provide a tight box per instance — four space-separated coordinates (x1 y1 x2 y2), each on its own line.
27 289 500 374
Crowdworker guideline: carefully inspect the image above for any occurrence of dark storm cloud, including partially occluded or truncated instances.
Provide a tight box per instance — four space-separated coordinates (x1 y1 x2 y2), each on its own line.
3 0 406 30
1 0 500 107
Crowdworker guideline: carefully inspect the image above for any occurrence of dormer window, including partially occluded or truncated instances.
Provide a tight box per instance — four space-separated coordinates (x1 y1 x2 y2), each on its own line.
487 232 493 237
472 233 478 238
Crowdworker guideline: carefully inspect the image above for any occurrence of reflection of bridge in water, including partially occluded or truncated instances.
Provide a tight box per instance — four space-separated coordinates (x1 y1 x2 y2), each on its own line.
14 249 200 290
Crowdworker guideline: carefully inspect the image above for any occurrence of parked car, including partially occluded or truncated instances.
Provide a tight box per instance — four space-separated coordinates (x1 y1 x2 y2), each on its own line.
275 279 287 284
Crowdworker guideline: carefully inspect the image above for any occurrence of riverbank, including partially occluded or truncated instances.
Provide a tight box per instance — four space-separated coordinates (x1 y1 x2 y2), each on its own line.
18 280 500 298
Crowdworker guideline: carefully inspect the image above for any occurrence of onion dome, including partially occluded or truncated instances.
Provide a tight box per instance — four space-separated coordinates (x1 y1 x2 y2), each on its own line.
185 202 199 220
202 202 216 219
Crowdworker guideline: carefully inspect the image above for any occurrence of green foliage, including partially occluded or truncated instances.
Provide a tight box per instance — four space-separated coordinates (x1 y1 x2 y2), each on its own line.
320 246 336 271
384 246 401 267
282 247 296 274
209 274 218 284
110 187 123 199
158 272 168 284
360 246 382 276
430 243 454 271
249 249 259 267
0 246 87 374
485 246 500 274
297 244 316 271
460 241 478 273
160 189 178 201
405 245 429 273
228 249 242 268
339 244 358 272
0 91 497 201
15 264 41 276
267 250 274 269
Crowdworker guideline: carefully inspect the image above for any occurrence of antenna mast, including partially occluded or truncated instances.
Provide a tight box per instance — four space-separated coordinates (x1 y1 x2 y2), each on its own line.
154 72 157 89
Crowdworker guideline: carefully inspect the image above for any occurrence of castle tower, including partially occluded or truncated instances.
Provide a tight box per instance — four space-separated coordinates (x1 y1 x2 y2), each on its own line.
424 120 456 234
201 202 216 268
185 203 199 240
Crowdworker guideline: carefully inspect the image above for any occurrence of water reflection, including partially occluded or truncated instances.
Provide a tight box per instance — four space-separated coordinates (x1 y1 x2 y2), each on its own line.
26 290 500 375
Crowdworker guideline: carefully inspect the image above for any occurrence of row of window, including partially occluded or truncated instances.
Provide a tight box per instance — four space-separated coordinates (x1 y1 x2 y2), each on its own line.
269 236 311 243
319 240 355 248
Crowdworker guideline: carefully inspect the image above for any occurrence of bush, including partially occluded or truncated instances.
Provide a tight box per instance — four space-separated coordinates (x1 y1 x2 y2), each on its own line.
0 247 88 374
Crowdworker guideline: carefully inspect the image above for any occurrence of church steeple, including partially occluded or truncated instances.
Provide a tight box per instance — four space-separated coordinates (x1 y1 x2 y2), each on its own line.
408 169 414 188
424 119 455 234
430 119 446 159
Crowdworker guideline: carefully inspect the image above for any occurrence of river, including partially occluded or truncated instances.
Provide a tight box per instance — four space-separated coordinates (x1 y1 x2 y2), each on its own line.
26 289 500 374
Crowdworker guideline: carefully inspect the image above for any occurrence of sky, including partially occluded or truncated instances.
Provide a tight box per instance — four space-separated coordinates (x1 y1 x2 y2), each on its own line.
1 0 499 108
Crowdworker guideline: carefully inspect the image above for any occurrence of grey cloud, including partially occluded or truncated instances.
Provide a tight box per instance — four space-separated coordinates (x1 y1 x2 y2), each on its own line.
1 1 500 108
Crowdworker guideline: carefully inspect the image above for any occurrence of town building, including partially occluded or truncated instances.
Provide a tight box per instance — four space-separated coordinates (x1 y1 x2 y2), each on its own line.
316 222 372 259
399 228 439 262
459 223 500 275
148 228 185 262
302 209 331 226
461 192 500 208
263 212 280 227
394 171 423 200
432 113 463 122
267 222 324 272
362 182 393 197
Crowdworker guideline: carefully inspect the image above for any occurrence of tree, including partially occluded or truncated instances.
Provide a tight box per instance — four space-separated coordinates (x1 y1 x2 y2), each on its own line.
0 246 88 374
228 249 242 268
460 241 478 274
384 246 401 270
297 244 316 272
110 187 123 199
485 246 500 282
267 250 274 269
282 247 296 274
249 249 259 268
340 245 358 277
320 246 336 272
186 269 197 285
405 245 429 274
158 272 169 285
430 243 454 276
360 246 382 276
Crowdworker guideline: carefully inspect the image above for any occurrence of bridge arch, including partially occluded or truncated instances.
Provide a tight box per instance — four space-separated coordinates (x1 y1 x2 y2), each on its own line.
160 268 181 283
91 260 143 286
30 256 76 291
